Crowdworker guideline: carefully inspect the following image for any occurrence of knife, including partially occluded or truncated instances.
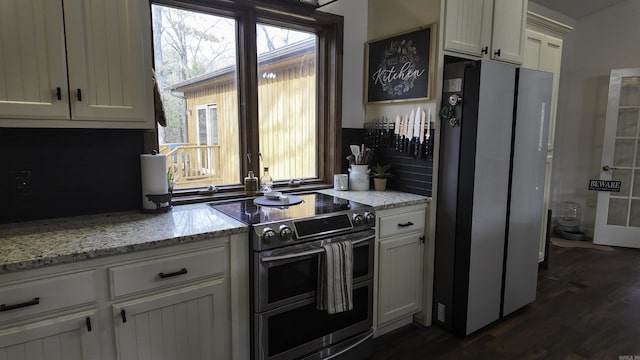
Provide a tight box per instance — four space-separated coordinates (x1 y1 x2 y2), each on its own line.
406 110 414 153
382 116 389 147
424 108 432 158
412 106 421 157
418 110 426 158
399 115 406 152
394 115 400 150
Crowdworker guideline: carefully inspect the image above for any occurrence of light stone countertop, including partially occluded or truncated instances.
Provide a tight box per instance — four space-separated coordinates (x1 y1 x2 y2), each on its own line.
317 189 430 209
0 190 429 273
0 203 248 273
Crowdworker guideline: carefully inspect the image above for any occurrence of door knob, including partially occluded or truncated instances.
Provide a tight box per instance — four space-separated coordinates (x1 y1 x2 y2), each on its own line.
602 165 618 171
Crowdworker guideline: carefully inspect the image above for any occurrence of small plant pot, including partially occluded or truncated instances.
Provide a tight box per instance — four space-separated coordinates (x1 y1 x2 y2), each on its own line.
373 178 387 191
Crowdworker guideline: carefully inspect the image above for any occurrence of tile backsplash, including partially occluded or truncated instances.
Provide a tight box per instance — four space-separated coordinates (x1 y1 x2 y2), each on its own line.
1 128 144 223
1 127 430 223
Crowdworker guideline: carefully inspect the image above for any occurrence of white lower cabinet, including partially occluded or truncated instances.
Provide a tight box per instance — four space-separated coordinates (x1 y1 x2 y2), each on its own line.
113 280 229 360
374 204 427 336
0 235 244 360
0 309 101 360
377 234 424 325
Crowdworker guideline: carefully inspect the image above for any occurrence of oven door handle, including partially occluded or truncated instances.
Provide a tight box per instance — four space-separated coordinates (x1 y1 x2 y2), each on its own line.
324 329 374 360
260 234 374 263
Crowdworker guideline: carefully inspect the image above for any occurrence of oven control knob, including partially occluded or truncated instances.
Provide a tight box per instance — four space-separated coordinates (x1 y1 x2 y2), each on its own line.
364 212 376 226
262 227 277 243
278 225 293 241
352 213 364 227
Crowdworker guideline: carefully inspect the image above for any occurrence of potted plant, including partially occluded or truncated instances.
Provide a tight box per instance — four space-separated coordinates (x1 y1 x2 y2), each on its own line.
167 167 175 193
371 163 392 191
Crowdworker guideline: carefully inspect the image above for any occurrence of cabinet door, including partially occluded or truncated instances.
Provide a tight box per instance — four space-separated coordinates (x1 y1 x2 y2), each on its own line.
443 0 493 58
0 0 70 120
524 29 562 150
491 0 527 64
0 309 100 360
63 0 153 126
377 234 423 326
523 28 564 260
113 280 229 360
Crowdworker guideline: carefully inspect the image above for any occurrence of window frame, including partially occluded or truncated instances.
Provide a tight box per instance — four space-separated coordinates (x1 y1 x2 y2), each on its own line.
151 0 343 200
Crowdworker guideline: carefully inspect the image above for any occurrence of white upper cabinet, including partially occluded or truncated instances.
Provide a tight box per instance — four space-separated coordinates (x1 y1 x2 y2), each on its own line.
63 0 152 124
443 0 493 58
491 0 527 63
0 0 154 128
0 0 69 120
443 0 528 64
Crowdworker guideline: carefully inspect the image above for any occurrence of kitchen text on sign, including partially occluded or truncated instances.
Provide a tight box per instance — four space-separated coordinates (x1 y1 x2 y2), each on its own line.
588 179 622 192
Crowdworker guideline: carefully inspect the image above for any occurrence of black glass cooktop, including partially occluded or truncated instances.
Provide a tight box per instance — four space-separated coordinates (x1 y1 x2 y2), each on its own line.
209 192 368 225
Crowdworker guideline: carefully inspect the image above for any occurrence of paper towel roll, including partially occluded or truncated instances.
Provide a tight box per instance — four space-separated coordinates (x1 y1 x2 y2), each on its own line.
140 154 168 210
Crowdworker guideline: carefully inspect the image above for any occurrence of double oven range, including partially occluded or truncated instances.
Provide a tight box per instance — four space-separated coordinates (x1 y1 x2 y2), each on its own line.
210 192 376 360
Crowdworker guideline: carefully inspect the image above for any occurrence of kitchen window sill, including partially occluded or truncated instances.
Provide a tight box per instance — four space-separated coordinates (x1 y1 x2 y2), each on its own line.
170 182 333 206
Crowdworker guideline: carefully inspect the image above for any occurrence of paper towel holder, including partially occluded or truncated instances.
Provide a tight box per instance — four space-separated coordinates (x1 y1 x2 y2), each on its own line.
143 193 173 213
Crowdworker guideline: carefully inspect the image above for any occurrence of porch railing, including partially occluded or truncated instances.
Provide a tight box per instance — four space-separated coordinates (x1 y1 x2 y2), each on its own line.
162 144 222 186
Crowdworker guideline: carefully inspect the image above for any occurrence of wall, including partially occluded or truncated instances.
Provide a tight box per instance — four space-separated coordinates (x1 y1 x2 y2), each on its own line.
550 0 640 233
322 0 441 127
367 0 441 123
319 0 368 128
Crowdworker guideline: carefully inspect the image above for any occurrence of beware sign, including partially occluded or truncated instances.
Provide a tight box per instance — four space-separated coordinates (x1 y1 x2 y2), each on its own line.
589 179 621 192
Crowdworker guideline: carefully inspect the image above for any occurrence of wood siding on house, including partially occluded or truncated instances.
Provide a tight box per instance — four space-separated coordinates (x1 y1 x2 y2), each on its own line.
257 54 316 181
184 76 240 185
174 45 317 187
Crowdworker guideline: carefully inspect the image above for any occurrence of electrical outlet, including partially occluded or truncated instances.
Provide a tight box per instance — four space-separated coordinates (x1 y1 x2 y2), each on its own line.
437 303 445 322
12 170 32 197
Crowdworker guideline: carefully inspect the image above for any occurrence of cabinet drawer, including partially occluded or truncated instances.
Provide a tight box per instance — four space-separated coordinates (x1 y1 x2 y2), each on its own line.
109 246 227 298
379 209 426 238
0 270 96 321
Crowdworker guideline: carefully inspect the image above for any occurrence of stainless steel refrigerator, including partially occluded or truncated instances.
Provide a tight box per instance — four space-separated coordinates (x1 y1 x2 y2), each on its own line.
433 59 552 336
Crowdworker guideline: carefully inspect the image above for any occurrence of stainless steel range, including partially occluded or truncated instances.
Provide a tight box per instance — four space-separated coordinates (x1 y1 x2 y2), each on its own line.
210 192 375 360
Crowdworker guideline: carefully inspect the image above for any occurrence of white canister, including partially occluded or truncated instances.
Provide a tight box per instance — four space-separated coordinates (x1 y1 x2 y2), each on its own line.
348 165 370 191
334 174 348 190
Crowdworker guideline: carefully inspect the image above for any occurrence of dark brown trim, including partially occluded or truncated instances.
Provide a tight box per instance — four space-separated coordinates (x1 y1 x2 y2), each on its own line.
239 9 260 177
151 0 343 195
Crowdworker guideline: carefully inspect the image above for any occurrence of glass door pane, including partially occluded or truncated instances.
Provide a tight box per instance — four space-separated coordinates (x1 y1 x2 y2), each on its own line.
608 76 640 226
620 77 640 106
152 5 239 189
257 24 318 182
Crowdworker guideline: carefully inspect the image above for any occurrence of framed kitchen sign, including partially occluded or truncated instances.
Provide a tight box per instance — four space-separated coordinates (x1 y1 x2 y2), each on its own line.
365 25 437 103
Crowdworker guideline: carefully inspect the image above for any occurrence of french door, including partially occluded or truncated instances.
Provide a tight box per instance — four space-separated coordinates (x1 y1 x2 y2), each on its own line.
594 68 640 248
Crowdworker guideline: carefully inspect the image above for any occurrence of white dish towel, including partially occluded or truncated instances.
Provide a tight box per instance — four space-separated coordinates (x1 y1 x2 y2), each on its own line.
317 240 353 314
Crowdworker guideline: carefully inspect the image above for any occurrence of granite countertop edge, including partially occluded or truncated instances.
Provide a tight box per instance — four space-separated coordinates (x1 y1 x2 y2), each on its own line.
317 189 431 210
0 203 249 274
0 190 429 274
0 227 249 274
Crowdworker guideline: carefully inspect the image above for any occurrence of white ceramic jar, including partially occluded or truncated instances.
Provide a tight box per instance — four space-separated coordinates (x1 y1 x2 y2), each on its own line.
348 165 370 191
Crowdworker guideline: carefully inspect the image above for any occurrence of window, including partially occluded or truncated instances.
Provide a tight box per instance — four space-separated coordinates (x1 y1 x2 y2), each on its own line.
257 25 317 182
152 1 342 192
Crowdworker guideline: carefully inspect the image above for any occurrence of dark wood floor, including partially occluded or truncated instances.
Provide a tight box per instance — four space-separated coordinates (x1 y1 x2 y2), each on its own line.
371 242 640 359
